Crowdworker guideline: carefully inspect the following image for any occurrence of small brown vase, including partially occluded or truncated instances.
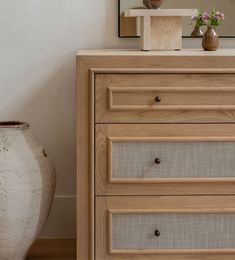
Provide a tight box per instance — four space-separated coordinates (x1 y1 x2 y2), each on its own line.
191 26 203 37
143 0 165 9
202 26 219 51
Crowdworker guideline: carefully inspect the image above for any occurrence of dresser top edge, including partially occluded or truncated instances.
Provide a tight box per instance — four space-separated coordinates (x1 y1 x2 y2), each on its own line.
77 49 235 57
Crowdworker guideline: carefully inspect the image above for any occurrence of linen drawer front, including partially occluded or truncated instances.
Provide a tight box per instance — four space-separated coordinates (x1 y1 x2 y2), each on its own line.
95 73 235 123
112 214 235 250
96 196 235 260
111 141 235 179
96 124 235 195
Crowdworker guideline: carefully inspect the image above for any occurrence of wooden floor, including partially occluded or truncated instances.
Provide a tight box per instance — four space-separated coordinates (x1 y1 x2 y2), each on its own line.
27 239 76 260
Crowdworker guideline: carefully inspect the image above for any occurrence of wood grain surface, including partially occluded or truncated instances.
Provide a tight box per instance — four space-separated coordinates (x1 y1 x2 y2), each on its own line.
77 50 235 260
27 239 76 260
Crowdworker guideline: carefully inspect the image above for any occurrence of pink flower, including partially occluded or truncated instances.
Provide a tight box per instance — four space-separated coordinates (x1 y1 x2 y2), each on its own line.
202 12 210 20
216 11 225 20
191 16 198 21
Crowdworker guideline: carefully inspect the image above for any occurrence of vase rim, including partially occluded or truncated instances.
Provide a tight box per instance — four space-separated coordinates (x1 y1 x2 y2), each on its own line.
0 121 30 130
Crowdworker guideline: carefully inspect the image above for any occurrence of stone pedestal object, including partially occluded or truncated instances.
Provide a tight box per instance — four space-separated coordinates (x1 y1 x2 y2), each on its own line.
125 9 197 51
0 122 56 260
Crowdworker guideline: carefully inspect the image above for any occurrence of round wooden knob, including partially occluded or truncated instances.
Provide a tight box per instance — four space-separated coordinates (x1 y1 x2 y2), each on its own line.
154 230 161 237
155 96 161 103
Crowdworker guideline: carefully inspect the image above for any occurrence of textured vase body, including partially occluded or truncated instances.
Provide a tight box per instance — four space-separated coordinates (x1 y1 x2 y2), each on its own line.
143 0 165 9
191 26 203 37
0 122 56 260
202 26 219 51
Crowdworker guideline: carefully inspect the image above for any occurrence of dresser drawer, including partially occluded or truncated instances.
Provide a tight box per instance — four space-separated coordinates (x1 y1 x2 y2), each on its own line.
96 124 235 195
96 196 235 260
95 73 235 123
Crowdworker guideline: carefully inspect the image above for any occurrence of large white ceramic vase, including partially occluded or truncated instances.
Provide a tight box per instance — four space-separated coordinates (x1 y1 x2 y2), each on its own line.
0 122 56 260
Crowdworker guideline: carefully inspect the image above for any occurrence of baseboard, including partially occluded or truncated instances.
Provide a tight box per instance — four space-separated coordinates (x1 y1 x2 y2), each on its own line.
27 239 76 260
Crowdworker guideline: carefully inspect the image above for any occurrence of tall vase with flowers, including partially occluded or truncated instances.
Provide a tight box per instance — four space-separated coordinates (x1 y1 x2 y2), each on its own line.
202 6 225 51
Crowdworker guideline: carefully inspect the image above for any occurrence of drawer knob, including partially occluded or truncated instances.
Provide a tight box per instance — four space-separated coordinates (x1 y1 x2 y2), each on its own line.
154 230 161 237
155 96 161 103
155 158 161 165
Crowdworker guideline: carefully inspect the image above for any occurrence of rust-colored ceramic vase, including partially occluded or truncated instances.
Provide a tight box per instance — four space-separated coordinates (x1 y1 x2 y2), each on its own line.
202 26 219 51
143 0 165 9
191 26 203 37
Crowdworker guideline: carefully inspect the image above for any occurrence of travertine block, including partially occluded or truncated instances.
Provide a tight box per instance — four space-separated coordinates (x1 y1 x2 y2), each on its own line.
125 9 197 51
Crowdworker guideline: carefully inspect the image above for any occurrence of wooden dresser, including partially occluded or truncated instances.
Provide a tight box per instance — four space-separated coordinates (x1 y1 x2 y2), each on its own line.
77 49 235 260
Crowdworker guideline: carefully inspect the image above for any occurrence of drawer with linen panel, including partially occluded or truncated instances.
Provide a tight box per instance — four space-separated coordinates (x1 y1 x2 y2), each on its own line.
95 124 235 195
95 73 235 123
96 196 235 260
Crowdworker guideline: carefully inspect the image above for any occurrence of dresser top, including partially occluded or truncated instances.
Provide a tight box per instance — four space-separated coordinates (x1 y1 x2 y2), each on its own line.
77 49 235 57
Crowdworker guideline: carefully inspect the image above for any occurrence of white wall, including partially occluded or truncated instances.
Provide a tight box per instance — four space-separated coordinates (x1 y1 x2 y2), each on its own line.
0 0 235 238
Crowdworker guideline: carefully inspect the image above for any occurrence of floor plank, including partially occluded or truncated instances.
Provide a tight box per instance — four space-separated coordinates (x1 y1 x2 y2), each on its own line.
27 239 76 260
